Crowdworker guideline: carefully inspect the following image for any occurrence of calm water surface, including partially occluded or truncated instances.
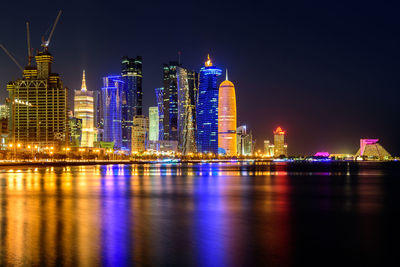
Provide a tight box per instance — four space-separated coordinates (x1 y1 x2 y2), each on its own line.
0 162 399 266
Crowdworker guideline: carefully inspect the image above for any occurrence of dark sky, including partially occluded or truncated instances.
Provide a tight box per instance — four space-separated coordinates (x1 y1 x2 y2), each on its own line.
1 0 399 155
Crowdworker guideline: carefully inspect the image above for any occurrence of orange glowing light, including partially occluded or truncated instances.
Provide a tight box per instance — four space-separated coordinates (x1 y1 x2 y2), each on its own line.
274 126 285 135
205 54 213 67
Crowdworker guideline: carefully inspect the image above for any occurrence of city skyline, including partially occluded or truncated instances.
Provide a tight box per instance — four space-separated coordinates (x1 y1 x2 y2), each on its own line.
1 2 399 155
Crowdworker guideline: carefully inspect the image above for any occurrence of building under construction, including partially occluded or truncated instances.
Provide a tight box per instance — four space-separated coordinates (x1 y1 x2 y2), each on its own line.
7 51 68 149
5 11 68 149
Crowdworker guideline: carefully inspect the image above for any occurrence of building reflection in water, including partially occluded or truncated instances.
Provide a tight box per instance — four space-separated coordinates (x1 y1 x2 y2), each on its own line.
0 162 385 266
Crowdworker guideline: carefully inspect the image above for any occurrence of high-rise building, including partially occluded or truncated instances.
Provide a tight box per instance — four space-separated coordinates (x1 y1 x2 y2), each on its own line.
237 125 254 155
196 55 222 154
7 50 67 148
149 107 159 141
177 67 198 154
162 62 179 141
131 115 148 153
121 56 143 151
263 140 274 157
161 62 198 154
102 76 123 149
218 71 237 155
273 126 287 157
68 114 82 148
155 87 164 140
93 90 103 141
74 70 94 147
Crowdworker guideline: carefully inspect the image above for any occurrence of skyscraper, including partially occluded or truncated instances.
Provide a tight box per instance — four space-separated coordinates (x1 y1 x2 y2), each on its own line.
196 55 222 154
149 107 159 141
7 50 67 148
121 56 143 151
131 115 149 153
102 76 123 149
177 67 198 154
155 87 164 140
93 90 103 142
218 71 237 155
273 126 287 157
162 62 179 141
237 125 254 155
74 70 94 147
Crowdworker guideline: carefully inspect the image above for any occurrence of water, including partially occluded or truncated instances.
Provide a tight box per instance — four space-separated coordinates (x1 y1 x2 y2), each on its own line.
0 162 399 266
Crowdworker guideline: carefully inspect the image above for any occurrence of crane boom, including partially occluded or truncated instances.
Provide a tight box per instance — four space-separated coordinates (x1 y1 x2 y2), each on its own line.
26 22 32 65
43 10 62 49
0 44 24 72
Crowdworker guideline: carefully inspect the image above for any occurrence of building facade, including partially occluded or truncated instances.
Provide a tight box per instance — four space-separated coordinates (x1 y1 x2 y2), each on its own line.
7 50 67 149
74 70 94 147
102 76 123 149
131 115 148 153
149 106 159 141
273 126 287 157
162 62 179 141
93 90 103 142
237 125 254 155
177 67 198 154
196 55 222 154
218 72 237 155
121 56 143 151
155 87 164 140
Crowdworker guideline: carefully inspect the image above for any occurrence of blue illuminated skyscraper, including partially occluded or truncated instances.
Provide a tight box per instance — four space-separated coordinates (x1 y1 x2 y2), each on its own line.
102 76 124 149
121 56 142 151
196 55 222 154
155 87 164 140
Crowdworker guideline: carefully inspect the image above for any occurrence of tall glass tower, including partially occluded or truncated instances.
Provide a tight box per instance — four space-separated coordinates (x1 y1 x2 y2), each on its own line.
196 55 222 154
74 70 94 147
155 87 164 141
148 107 159 141
102 76 124 149
162 62 179 141
121 56 143 151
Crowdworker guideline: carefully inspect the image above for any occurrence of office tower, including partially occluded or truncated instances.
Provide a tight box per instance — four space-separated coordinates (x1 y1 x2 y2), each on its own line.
177 67 198 154
155 87 164 140
74 70 94 147
196 55 222 154
102 76 123 149
237 125 254 155
273 126 287 157
94 90 103 141
0 104 9 150
121 56 143 151
263 140 275 157
131 115 148 153
218 71 237 155
68 115 82 148
162 62 179 141
149 107 159 141
7 50 67 148
355 139 391 159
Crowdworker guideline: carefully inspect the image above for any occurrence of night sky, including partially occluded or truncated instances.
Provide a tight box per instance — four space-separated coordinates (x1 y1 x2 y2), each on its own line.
1 1 399 155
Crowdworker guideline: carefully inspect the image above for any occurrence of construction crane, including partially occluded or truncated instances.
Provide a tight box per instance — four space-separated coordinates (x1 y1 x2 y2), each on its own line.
26 22 33 66
0 44 24 72
41 10 62 51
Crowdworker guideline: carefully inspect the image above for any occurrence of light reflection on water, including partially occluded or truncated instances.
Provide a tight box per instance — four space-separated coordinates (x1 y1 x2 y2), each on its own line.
0 162 396 266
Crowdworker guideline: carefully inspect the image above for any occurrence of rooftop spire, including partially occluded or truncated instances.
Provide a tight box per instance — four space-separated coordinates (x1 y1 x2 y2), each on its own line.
226 69 228 80
81 70 87 91
205 54 213 67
